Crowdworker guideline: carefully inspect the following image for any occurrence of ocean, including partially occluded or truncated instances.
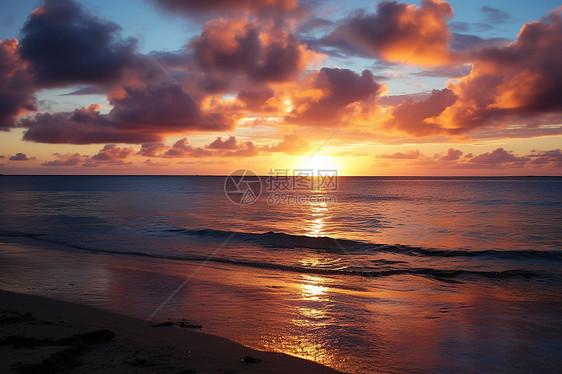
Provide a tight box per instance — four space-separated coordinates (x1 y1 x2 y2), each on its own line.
1 175 561 373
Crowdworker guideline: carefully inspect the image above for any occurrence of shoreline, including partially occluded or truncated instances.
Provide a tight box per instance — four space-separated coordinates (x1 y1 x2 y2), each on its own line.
0 289 342 373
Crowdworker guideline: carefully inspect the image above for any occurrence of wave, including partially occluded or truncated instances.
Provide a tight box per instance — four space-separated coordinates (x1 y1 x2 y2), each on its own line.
167 228 562 262
0 231 543 283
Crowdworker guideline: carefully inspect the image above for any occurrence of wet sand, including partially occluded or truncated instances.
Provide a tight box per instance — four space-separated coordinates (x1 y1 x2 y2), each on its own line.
0 290 341 373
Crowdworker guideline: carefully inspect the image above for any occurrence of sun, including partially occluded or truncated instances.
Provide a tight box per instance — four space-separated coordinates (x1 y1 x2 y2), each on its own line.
299 154 339 173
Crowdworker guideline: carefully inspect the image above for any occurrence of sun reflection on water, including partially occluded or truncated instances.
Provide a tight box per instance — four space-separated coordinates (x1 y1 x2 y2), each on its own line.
306 198 332 237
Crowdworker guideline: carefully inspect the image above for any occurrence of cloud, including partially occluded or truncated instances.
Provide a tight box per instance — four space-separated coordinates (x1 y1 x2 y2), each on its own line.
376 150 421 159
437 8 562 135
382 9 562 139
287 67 383 126
143 159 169 167
11 0 234 144
204 136 258 157
468 148 530 167
527 149 562 166
386 88 457 136
20 0 137 87
9 152 33 161
325 0 455 65
440 148 463 160
448 21 493 33
237 88 275 111
138 138 214 158
207 136 238 150
373 147 562 170
21 104 159 144
189 17 319 87
0 39 36 129
162 138 214 158
136 143 169 157
479 6 512 24
21 75 235 144
412 65 472 78
90 144 134 161
41 152 84 166
263 134 310 154
450 33 510 51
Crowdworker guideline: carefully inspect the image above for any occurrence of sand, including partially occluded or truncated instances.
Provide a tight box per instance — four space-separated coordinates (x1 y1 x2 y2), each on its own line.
0 290 341 373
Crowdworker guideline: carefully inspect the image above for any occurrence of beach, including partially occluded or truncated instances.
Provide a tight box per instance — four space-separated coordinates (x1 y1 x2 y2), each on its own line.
0 289 340 374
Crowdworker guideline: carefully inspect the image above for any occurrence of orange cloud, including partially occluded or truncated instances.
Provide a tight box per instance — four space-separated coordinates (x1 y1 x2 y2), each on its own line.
327 0 455 66
381 8 562 139
262 134 310 154
438 7 562 133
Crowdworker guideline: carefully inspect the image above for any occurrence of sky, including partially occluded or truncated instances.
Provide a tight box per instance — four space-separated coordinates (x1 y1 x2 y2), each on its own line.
0 0 561 175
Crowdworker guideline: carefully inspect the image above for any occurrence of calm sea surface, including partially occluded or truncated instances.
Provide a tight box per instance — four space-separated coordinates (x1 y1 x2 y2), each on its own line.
1 175 561 373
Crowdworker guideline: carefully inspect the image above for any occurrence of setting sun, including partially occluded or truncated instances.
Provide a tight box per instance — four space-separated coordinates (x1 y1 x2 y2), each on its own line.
300 154 340 173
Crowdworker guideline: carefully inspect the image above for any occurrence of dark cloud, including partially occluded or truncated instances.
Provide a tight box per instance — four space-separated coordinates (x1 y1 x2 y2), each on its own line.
9 152 33 161
288 68 383 126
0 39 36 129
479 6 512 24
20 0 137 87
